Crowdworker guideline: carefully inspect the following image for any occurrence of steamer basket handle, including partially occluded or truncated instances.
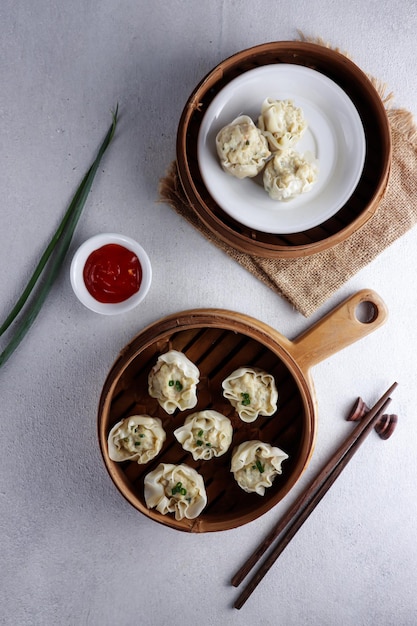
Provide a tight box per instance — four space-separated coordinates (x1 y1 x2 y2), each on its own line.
289 289 388 373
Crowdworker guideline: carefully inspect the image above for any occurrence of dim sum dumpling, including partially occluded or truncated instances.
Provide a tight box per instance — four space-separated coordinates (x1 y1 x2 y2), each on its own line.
257 98 307 151
107 415 166 464
144 463 207 520
216 115 271 179
263 149 318 201
173 410 233 461
222 366 278 422
231 440 289 495
148 350 200 414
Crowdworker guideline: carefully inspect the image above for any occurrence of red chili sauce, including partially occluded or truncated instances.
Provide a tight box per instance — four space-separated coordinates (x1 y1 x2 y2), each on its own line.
83 243 142 304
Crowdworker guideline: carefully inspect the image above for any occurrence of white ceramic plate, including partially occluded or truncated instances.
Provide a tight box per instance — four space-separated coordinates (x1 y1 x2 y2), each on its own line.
197 64 366 234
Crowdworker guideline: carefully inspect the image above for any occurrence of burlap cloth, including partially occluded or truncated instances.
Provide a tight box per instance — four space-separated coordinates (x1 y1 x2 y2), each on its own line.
159 41 417 317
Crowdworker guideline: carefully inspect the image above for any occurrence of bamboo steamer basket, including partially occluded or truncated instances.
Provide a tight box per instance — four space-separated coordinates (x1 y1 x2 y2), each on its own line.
98 289 387 532
176 41 392 258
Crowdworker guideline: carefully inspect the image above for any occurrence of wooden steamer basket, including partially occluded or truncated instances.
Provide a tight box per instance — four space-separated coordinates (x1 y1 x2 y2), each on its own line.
176 41 392 258
98 289 387 532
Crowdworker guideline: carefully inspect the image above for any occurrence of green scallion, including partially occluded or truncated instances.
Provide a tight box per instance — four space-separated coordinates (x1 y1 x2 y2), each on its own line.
0 105 119 369
172 481 186 496
255 460 265 474
241 392 251 406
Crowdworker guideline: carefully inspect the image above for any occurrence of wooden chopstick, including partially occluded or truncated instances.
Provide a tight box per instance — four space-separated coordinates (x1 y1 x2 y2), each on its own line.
232 382 398 610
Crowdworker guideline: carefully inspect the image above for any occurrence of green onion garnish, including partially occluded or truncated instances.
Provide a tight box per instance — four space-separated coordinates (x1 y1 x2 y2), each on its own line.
171 481 187 496
0 106 118 369
197 430 204 437
196 440 203 446
255 460 265 473
241 392 251 406
168 380 183 391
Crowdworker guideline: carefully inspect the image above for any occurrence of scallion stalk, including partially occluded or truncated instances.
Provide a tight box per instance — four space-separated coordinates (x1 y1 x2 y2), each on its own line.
0 105 118 369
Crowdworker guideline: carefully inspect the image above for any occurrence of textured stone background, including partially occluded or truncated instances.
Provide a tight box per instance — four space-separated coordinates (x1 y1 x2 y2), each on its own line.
1 2 416 624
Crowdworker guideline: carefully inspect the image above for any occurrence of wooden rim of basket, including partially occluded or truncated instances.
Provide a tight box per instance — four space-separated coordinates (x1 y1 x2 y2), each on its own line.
98 309 316 532
176 41 392 259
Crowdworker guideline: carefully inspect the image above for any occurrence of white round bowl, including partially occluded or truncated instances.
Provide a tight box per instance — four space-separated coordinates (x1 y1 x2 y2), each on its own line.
70 233 152 315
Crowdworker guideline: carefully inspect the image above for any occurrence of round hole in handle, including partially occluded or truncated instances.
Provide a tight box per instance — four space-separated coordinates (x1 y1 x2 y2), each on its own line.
355 300 379 324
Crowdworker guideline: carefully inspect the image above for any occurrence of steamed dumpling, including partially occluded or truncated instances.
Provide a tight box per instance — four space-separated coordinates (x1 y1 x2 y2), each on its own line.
222 366 278 422
263 149 319 201
216 115 271 179
173 410 233 461
231 440 289 495
257 98 307 151
144 463 207 520
148 350 200 414
107 415 166 464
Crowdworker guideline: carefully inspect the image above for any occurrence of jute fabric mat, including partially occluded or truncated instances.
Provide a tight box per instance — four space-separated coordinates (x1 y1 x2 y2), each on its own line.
159 42 417 317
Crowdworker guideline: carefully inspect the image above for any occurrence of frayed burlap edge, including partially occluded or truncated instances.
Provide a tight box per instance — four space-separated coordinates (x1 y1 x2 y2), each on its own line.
159 35 417 316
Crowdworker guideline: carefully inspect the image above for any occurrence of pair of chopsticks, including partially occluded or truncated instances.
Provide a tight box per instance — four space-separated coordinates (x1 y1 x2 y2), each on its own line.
232 382 398 610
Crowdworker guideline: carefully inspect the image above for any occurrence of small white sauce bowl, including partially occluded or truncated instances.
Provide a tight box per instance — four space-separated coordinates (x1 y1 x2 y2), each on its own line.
70 233 152 315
